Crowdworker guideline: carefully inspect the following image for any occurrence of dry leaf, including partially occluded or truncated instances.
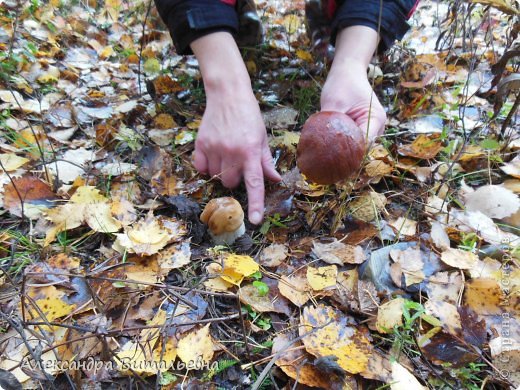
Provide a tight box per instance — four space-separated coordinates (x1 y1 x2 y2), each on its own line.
312 239 366 265
259 243 288 267
220 254 259 286
398 135 443 159
390 361 427 389
389 217 417 237
426 271 463 304
239 284 275 313
272 333 332 388
501 156 520 178
3 176 57 218
299 304 372 374
348 192 387 222
440 248 478 269
430 221 450 250
464 278 504 315
376 298 405 333
307 265 338 291
0 154 28 171
464 185 520 219
278 274 312 307
390 247 425 286
114 214 177 256
177 324 214 366
424 300 461 336
365 160 393 177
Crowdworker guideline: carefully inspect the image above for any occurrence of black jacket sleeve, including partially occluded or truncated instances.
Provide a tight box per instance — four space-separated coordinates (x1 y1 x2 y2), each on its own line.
153 0 239 55
331 0 419 52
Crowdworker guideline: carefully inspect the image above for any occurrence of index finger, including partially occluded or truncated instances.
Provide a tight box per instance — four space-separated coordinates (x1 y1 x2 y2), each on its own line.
243 158 265 225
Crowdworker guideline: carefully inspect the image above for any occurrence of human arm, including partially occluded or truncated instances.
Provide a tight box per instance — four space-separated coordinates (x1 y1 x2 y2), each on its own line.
320 0 420 142
190 32 281 225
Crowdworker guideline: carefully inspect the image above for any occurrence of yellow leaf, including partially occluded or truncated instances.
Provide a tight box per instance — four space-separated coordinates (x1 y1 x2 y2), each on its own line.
70 186 107 203
278 274 311 307
221 254 259 285
0 154 29 171
306 265 338 291
296 49 313 62
376 298 405 333
25 286 76 322
282 14 301 34
114 214 174 256
84 202 122 232
365 160 393 177
204 276 233 291
100 46 114 59
177 324 214 366
299 304 372 374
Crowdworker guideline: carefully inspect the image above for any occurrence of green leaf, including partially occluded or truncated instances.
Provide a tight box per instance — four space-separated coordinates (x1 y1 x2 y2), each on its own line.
250 271 263 281
479 138 500 150
252 281 269 296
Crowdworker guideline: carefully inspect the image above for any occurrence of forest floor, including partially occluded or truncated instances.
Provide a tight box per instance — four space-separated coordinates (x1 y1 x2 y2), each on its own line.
0 0 519 389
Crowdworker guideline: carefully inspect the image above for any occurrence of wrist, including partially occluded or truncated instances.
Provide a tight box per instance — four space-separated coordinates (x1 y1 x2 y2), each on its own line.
333 26 379 69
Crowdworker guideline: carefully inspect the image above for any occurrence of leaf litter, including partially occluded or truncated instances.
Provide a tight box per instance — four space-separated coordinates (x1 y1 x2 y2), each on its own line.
0 0 519 389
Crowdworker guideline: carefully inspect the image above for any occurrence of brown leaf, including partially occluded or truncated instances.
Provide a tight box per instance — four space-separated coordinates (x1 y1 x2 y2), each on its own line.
272 333 333 388
312 239 366 265
3 176 57 217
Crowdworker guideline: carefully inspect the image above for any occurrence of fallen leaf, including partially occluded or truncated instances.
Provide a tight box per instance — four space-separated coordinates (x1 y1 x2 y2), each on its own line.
157 242 191 271
376 298 405 333
426 271 463 304
440 248 478 269
501 155 520 178
464 184 520 219
258 243 288 267
390 247 425 286
239 284 275 313
307 265 338 291
272 333 332 388
299 304 372 374
365 160 393 177
348 192 387 222
177 324 214 366
0 154 29 171
389 217 417 237
390 361 427 389
398 135 443 159
424 300 461 336
489 337 520 387
464 278 504 315
114 214 180 256
430 221 450 250
312 239 366 265
220 254 259 286
3 176 57 218
278 273 312 307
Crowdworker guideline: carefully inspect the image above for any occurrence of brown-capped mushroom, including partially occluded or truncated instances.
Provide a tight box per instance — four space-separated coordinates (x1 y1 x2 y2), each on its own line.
296 111 365 185
200 197 246 245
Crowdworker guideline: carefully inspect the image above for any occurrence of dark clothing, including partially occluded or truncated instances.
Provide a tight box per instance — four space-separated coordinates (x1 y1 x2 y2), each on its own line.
154 0 420 55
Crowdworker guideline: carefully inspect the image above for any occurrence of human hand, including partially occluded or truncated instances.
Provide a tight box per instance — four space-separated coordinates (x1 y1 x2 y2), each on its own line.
320 26 386 144
193 91 281 225
190 32 281 225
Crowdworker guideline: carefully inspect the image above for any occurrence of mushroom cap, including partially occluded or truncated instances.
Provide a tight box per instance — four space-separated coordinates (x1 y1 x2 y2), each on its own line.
200 197 245 236
296 111 365 185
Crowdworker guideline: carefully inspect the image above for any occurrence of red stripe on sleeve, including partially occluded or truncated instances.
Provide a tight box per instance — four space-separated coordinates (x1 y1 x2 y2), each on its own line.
407 0 420 18
221 0 236 5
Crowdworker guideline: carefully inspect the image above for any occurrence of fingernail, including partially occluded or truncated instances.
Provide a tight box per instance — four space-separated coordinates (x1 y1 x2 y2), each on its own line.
250 211 262 225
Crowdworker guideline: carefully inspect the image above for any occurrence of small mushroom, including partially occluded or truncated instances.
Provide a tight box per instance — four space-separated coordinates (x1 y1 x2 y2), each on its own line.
296 111 365 184
200 197 246 245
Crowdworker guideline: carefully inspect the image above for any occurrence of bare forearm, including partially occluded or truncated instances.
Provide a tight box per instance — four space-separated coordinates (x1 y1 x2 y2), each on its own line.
190 32 254 99
331 26 379 70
